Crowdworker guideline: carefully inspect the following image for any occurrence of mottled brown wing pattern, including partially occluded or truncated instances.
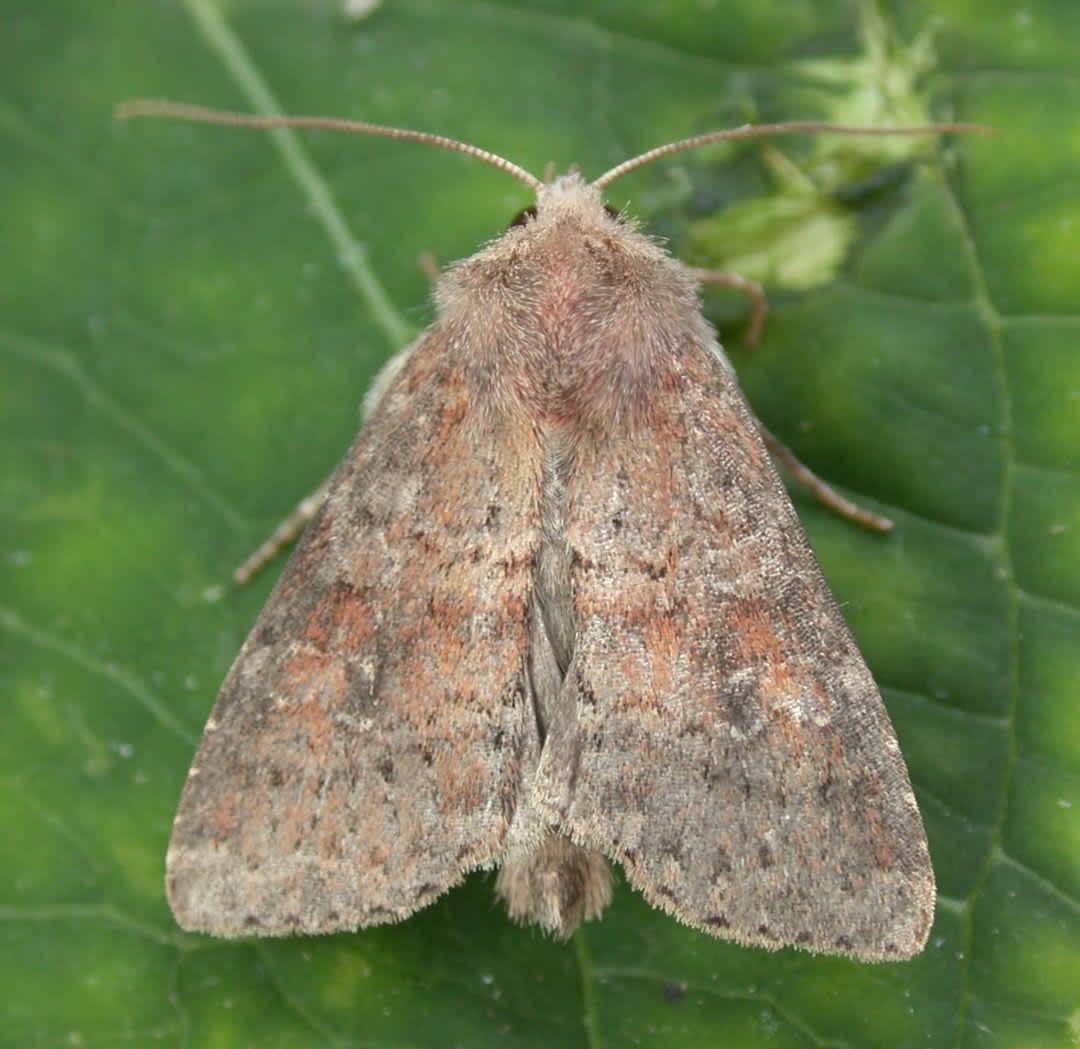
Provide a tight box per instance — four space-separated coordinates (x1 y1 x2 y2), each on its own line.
552 340 934 960
167 329 542 936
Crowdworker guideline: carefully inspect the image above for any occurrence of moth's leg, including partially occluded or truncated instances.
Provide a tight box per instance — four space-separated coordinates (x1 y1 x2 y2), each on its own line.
234 337 424 586
686 266 768 347
758 423 894 533
232 478 332 585
690 264 888 531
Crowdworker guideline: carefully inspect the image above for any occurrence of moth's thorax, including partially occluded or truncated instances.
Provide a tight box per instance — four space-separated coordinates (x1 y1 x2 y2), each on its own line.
435 173 712 428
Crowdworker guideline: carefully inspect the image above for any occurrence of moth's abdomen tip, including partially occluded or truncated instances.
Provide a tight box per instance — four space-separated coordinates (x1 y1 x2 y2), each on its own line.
494 837 613 938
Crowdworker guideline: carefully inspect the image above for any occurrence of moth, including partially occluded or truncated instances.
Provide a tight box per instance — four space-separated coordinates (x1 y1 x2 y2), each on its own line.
122 102 980 960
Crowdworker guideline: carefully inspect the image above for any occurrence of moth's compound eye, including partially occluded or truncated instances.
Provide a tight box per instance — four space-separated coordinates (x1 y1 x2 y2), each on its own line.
508 205 537 229
508 204 623 229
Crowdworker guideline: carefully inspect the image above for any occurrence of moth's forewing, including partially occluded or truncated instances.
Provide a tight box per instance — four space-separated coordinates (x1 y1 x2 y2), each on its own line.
167 328 543 935
551 332 933 960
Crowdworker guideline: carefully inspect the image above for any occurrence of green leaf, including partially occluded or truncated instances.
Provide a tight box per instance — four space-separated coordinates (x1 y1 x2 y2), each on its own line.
3 1 1078 1047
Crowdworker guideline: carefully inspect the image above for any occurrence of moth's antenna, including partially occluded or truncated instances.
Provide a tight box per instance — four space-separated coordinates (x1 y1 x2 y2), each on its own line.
116 100 544 193
592 120 992 191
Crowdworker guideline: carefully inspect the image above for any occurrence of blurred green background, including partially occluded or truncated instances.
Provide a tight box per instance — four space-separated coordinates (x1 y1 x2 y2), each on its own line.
3 1 1078 1046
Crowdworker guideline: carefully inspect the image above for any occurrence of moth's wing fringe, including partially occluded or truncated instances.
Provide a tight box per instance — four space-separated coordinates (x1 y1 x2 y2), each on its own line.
166 328 543 936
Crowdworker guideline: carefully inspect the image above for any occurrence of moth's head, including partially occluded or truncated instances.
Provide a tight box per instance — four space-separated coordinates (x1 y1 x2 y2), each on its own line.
507 173 624 234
